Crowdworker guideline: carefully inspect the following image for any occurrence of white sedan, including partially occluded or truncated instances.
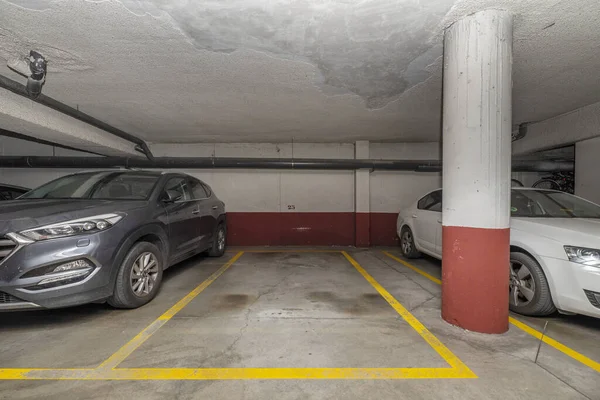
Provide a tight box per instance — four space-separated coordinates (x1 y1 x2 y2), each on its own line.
397 188 600 318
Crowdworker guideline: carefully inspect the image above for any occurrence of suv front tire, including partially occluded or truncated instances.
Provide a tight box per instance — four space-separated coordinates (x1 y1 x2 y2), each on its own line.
108 242 164 309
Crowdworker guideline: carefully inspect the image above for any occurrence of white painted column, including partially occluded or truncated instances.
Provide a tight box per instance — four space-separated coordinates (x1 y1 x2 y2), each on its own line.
355 140 370 247
442 10 513 334
576 137 600 204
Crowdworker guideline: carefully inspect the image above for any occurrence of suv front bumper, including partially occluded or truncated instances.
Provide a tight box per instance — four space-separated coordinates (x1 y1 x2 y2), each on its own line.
0 231 118 310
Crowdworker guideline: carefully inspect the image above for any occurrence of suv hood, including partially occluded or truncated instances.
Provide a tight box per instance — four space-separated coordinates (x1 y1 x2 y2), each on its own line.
512 217 600 248
0 199 147 234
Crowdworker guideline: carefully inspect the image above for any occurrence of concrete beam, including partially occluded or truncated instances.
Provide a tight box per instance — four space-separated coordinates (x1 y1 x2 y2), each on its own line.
513 101 600 155
0 88 139 156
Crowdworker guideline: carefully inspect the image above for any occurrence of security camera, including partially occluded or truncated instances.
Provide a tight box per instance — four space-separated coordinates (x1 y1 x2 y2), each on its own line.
7 50 47 99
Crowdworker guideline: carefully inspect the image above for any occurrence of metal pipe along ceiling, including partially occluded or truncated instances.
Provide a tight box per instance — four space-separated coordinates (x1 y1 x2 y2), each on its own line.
0 74 154 160
0 156 574 172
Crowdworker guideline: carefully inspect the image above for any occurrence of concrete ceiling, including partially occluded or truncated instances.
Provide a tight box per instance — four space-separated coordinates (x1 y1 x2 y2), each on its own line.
0 0 599 145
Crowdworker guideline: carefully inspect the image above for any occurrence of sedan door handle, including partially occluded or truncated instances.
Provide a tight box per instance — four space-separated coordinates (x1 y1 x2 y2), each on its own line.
192 209 200 215
212 206 218 210
412 214 418 219
437 219 442 224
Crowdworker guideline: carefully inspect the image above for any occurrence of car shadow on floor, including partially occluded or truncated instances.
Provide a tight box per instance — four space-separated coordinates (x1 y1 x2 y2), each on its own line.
0 252 215 329
542 313 600 331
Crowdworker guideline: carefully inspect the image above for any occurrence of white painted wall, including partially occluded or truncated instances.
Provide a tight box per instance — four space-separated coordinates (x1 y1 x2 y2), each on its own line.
0 136 93 188
0 137 443 214
575 136 600 204
151 142 356 213
370 142 442 213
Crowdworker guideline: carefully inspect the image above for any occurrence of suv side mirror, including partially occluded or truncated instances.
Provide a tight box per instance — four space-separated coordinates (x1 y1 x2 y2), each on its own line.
161 190 181 203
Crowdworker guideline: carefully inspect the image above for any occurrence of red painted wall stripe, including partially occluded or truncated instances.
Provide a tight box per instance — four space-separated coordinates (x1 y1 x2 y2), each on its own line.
370 213 399 246
226 212 355 246
355 212 370 247
226 212 400 247
441 226 509 334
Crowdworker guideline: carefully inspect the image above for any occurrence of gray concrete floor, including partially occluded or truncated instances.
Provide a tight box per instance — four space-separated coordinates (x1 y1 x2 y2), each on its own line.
0 249 598 399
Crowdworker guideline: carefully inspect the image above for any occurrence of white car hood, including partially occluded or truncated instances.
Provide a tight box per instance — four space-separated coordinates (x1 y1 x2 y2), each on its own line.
512 218 600 248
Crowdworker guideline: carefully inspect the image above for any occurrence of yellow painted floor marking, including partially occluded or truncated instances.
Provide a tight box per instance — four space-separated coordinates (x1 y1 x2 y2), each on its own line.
242 249 341 253
0 250 478 380
0 367 470 380
341 251 476 378
96 251 244 370
382 251 600 374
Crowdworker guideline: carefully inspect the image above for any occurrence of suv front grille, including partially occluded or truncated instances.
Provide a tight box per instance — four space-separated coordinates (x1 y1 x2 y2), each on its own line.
0 291 24 304
0 236 17 264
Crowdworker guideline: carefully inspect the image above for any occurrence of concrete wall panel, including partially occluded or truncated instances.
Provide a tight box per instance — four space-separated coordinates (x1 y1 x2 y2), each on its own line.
1 138 442 246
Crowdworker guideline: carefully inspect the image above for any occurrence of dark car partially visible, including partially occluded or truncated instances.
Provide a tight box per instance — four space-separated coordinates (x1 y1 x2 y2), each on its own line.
0 183 29 201
0 170 226 311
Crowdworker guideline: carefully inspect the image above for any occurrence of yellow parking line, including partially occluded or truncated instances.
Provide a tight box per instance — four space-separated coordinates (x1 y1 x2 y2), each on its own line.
382 251 600 374
96 367 468 380
0 249 479 381
243 249 341 253
341 251 476 379
0 367 468 380
508 317 600 372
96 251 244 370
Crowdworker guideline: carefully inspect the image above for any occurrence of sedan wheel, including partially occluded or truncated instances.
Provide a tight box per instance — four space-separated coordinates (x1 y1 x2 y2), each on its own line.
508 252 556 316
509 260 535 307
402 231 413 254
400 227 421 259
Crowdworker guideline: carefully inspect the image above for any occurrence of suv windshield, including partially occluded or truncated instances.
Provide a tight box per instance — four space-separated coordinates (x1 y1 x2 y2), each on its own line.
511 189 600 218
20 172 159 200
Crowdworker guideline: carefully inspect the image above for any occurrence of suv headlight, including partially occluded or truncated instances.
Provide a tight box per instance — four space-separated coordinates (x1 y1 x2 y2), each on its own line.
564 246 600 267
20 213 124 241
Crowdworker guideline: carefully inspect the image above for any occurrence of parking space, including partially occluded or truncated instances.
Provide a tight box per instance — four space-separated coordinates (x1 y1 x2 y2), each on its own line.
378 250 600 399
0 254 229 369
1 249 598 399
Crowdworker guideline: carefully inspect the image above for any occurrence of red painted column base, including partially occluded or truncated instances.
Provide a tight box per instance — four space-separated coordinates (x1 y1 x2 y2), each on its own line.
442 226 509 334
355 212 370 247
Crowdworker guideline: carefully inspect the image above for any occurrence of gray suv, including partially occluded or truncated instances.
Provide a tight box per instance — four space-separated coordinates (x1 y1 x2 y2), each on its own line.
0 170 226 310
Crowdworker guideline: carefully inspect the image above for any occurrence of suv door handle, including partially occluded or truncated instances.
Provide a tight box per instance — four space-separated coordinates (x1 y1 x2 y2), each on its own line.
412 214 418 219
437 219 442 223
192 209 200 215
212 205 218 210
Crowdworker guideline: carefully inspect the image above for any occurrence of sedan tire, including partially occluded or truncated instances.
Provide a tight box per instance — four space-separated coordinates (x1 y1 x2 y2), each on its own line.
108 242 163 309
400 227 421 259
509 252 556 316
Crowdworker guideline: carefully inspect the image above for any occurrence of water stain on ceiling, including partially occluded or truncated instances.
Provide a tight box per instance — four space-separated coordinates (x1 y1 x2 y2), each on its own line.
0 0 599 145
4 0 454 109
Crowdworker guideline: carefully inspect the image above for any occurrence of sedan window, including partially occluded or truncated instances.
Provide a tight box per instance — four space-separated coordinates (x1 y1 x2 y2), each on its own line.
418 190 442 212
511 190 600 218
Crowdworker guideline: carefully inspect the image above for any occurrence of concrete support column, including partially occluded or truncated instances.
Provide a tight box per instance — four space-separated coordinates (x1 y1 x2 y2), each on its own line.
355 140 370 247
442 10 513 334
575 137 600 204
